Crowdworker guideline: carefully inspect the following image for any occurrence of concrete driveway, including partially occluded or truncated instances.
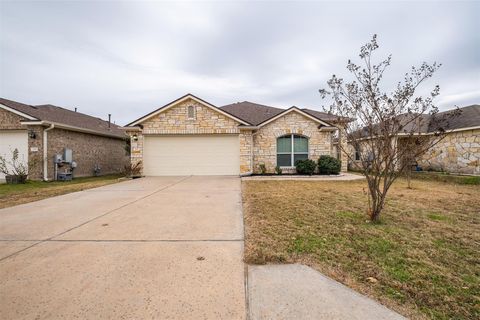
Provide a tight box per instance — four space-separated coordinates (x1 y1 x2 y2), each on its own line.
0 176 245 319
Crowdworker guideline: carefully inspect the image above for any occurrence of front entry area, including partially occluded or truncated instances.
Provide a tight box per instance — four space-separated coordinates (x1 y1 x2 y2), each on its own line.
143 135 240 176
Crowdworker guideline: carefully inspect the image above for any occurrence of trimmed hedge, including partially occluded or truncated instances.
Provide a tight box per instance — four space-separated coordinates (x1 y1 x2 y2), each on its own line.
318 155 341 175
295 159 317 175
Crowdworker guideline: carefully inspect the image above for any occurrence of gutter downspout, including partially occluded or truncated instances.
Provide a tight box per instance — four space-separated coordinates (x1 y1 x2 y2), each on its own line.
43 123 55 181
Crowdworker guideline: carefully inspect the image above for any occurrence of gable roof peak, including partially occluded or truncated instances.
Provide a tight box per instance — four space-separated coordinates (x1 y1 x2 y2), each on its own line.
126 94 250 127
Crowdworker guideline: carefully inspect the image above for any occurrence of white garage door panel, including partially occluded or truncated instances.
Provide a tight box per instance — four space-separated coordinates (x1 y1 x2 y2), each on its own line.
144 135 240 176
0 130 28 180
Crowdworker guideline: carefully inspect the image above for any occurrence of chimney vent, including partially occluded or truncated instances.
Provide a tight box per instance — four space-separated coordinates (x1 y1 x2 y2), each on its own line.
108 114 111 128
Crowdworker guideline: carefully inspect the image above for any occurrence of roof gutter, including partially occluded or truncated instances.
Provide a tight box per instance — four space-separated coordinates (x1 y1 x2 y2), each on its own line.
238 126 259 130
20 121 125 139
120 126 143 131
43 123 55 181
318 126 338 132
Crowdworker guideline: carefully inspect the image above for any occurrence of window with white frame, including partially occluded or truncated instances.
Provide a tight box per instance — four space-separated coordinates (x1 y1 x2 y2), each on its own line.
276 134 309 167
187 105 195 119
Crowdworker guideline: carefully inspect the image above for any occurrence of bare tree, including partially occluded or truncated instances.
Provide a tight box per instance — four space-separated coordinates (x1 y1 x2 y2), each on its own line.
397 135 430 189
320 35 459 222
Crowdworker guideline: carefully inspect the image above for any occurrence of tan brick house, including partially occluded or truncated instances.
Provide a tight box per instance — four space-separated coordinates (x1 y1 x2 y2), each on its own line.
0 98 128 181
123 94 348 176
416 105 480 175
347 104 480 175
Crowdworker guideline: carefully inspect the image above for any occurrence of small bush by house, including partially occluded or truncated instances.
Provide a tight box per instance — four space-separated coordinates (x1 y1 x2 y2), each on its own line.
318 155 341 175
295 159 317 175
275 166 282 175
258 163 267 175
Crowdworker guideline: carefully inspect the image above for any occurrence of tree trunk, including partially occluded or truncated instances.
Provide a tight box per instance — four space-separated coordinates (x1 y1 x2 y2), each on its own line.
369 196 383 222
367 185 385 222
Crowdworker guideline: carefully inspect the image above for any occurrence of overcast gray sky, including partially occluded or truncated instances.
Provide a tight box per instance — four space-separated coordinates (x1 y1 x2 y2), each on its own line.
1 1 478 125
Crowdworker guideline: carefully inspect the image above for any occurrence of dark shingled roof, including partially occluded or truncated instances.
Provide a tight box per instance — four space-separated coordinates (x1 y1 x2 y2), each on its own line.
220 101 285 126
395 105 480 133
220 101 344 126
431 105 480 131
352 104 479 139
0 98 125 139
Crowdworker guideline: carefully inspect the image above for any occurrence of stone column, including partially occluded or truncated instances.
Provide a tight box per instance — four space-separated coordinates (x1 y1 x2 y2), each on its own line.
338 125 348 172
126 130 143 173
239 129 253 175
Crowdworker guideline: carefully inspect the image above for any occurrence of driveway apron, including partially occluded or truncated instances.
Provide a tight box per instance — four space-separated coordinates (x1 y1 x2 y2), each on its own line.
0 176 246 319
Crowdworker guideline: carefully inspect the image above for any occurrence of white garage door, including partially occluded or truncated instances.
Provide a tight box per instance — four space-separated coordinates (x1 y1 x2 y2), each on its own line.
143 135 240 176
0 130 28 181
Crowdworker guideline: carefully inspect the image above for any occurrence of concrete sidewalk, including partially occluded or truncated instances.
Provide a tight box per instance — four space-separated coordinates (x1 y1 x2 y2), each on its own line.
242 172 365 181
248 264 406 320
0 176 246 319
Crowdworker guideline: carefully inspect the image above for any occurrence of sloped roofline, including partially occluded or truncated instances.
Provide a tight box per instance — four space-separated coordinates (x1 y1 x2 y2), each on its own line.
125 93 251 127
256 106 335 128
19 120 125 139
1 99 125 139
0 103 39 120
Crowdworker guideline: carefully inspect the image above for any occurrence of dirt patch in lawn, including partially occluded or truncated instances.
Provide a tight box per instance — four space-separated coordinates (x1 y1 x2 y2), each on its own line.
242 178 480 320
0 175 124 209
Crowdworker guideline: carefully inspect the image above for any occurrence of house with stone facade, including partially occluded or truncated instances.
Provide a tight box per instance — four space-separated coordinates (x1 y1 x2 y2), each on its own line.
416 105 480 175
0 98 128 181
123 94 349 176
347 104 480 175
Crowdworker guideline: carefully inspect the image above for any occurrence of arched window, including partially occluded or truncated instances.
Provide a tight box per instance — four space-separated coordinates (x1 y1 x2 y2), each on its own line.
277 134 309 167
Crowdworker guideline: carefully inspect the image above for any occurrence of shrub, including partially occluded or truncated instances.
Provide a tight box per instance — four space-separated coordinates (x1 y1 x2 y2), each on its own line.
124 161 143 178
295 159 317 175
0 148 28 184
258 163 267 175
318 155 341 175
275 166 282 175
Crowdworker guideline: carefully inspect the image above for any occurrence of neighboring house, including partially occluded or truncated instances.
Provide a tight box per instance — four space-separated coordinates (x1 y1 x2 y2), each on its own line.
123 94 348 176
416 105 479 175
0 98 128 181
347 105 480 175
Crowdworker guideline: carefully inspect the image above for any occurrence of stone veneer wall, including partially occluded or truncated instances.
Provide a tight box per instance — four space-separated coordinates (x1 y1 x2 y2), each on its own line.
336 125 349 172
252 112 335 173
127 98 252 174
128 131 144 168
141 98 240 135
239 130 253 174
417 129 480 175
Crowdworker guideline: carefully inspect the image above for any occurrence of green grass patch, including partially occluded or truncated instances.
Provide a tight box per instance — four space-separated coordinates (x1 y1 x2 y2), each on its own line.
289 234 327 254
427 213 450 222
0 174 121 195
411 171 480 185
0 174 123 208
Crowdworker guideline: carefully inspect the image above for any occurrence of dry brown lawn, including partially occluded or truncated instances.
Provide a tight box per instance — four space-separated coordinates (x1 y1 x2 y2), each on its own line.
0 175 123 209
243 177 480 320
